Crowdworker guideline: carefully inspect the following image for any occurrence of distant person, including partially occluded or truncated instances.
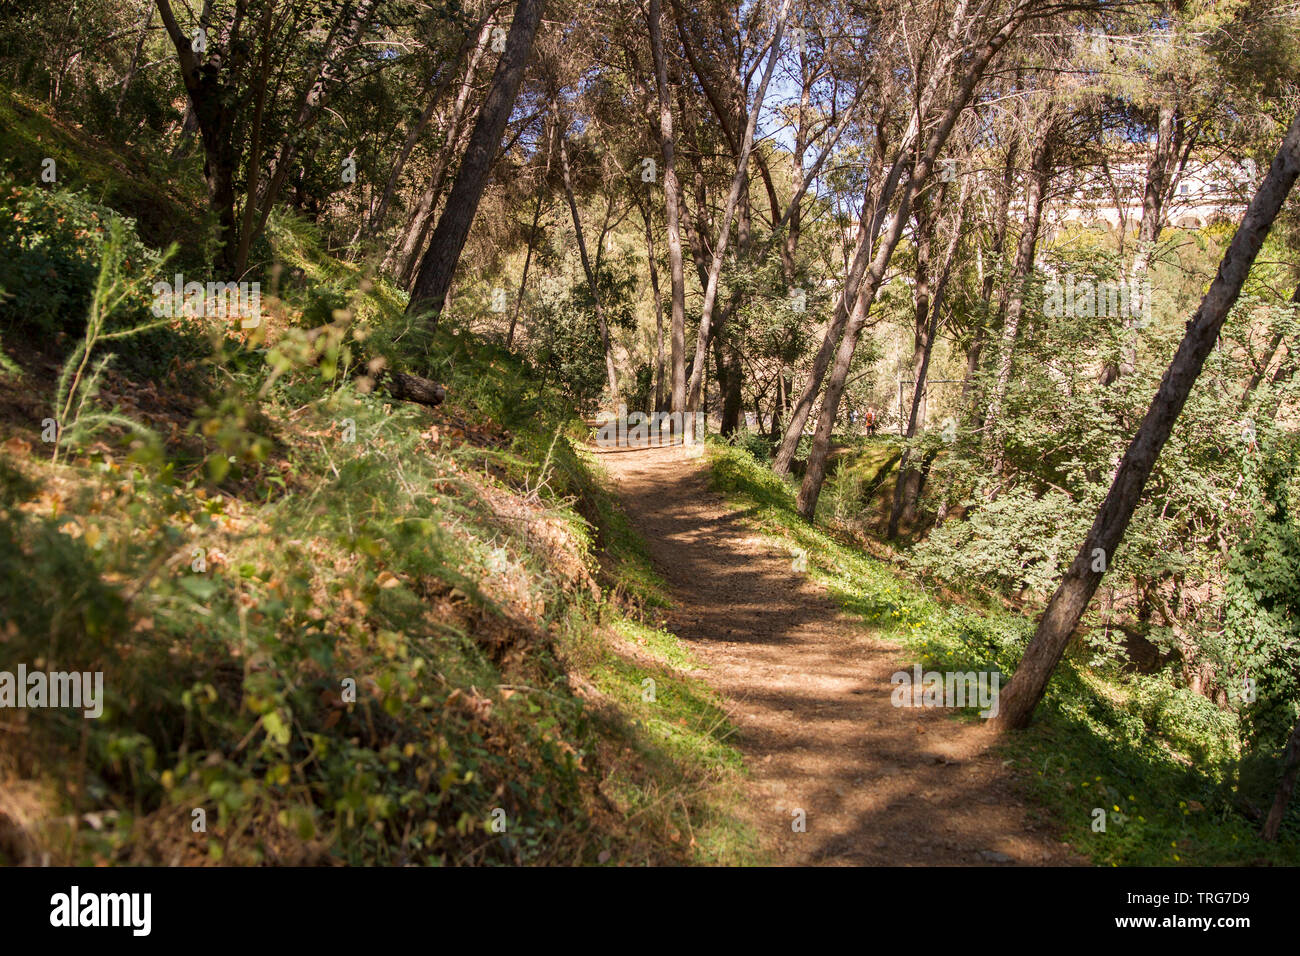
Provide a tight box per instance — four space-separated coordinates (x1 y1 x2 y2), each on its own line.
864 407 877 437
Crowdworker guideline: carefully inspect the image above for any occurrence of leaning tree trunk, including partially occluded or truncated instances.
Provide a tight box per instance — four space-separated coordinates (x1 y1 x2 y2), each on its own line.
369 17 494 238
406 0 545 323
779 3 1032 490
506 184 546 348
771 138 912 476
994 107 1300 731
772 238 865 475
389 23 494 284
794 70 998 518
795 182 919 519
507 113 554 348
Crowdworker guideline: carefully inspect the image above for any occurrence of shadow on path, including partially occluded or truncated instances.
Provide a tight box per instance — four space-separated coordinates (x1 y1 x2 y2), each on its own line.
595 441 1080 866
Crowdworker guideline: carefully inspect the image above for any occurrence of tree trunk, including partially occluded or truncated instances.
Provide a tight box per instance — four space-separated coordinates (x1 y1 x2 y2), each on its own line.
963 139 1020 424
795 5 1046 521
887 205 936 538
395 180 443 290
770 0 1012 479
389 24 495 284
154 0 240 272
985 131 1053 456
768 372 789 442
406 0 545 323
506 184 546 348
795 193 919 519
771 104 923 476
114 4 155 118
370 17 495 238
772 239 860 476
637 190 667 411
794 9 1029 521
994 107 1300 731
559 133 619 402
682 0 791 441
240 0 379 272
1263 714 1300 841
711 307 742 436
889 184 967 537
712 330 730 434
383 371 447 407
205 140 241 275
647 0 688 419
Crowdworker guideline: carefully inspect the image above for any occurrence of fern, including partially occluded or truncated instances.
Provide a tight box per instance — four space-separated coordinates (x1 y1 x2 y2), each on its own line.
50 218 175 463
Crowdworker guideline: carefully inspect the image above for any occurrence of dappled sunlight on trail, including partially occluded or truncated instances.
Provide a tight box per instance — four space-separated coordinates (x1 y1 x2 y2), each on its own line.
596 442 1081 866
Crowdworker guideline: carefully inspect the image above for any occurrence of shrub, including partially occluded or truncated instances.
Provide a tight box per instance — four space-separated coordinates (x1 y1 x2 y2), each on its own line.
0 180 157 335
0 180 209 375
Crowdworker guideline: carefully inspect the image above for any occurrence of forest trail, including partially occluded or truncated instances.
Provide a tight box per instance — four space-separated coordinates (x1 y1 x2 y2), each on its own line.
596 441 1081 866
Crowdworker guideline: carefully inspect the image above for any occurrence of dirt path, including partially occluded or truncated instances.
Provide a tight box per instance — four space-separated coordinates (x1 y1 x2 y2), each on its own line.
595 441 1080 866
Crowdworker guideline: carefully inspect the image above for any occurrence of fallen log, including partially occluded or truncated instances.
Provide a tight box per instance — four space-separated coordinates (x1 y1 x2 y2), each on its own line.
296 321 447 408
382 370 446 407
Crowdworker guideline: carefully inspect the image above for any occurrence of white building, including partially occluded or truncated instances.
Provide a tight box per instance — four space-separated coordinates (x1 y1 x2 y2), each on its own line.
1046 154 1253 234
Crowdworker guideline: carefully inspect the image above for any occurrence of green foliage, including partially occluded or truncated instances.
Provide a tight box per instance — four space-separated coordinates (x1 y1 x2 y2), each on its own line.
730 427 777 463
914 486 1094 597
522 265 635 414
819 437 902 525
0 179 158 335
1221 449 1300 763
0 87 205 253
48 217 173 464
0 178 210 376
906 231 1300 698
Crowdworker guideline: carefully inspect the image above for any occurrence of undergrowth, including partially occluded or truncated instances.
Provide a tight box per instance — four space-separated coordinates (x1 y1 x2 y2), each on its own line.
0 205 754 866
